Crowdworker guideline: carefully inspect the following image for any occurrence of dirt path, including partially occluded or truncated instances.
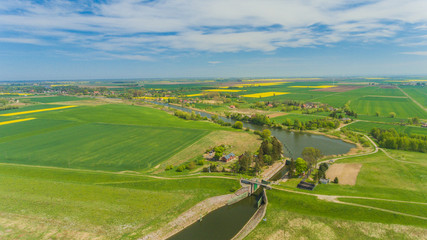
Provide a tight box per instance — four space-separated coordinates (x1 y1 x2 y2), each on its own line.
397 86 427 112
271 186 427 220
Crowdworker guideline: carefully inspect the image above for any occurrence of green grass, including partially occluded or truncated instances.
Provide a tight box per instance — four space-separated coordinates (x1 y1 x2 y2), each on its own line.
247 190 427 240
344 121 427 136
0 122 208 171
272 113 325 123
31 104 227 130
0 164 239 239
350 96 427 119
400 86 427 108
313 151 427 202
25 95 92 103
338 198 427 218
0 104 234 172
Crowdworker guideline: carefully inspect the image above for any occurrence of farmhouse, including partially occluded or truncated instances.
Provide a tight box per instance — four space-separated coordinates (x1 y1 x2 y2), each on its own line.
221 153 236 162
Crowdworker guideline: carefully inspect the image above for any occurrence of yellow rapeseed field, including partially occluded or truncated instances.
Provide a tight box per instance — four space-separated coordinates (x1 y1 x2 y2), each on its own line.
0 118 36 125
204 89 244 92
0 106 77 116
241 92 289 98
185 93 204 97
289 85 337 89
236 82 289 88
0 93 32 96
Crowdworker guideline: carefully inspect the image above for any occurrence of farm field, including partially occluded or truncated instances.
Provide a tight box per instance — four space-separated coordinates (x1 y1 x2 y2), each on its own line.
0 104 237 172
400 86 427 108
271 113 325 123
0 163 239 239
343 121 427 135
350 96 427 119
24 95 92 103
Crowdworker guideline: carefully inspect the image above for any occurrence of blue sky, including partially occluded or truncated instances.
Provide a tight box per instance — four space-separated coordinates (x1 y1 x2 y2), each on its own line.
1 0 427 80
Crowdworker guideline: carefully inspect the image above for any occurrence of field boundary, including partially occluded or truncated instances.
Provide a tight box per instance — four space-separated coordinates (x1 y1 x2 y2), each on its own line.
398 86 426 112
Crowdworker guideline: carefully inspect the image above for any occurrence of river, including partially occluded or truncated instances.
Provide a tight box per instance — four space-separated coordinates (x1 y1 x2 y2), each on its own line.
151 102 355 159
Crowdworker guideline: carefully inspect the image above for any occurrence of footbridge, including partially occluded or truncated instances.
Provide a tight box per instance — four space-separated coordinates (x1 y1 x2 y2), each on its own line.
240 178 272 194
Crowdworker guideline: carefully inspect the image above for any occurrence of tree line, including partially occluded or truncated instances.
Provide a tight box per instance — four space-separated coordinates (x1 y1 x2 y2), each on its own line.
370 127 427 153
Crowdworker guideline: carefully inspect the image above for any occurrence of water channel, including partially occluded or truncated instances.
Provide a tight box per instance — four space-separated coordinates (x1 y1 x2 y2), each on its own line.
152 102 355 159
168 190 261 240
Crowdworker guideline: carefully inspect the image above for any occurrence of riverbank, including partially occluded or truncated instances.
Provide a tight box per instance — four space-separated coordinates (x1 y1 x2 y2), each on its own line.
141 188 251 240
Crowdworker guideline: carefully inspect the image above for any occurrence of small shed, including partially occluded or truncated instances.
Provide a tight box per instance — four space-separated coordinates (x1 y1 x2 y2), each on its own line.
319 178 330 184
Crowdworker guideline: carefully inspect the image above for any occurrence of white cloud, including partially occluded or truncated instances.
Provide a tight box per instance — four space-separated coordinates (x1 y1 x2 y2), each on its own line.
208 61 221 64
0 0 426 59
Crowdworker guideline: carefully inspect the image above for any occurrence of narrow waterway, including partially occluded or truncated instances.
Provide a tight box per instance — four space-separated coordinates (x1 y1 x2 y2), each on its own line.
168 192 261 240
152 102 355 159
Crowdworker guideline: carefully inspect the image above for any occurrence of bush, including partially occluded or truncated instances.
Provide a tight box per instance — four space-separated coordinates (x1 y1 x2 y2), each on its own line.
176 165 185 172
333 177 339 184
186 161 196 170
232 121 243 129
165 165 174 171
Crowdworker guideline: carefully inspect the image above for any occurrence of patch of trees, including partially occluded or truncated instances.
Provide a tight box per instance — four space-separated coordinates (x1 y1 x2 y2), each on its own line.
0 105 18 111
370 127 427 152
228 113 271 126
282 118 340 130
210 115 232 126
174 110 207 121
231 135 283 175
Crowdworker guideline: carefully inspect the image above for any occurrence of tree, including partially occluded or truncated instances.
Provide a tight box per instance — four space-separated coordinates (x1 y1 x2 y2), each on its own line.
333 177 339 184
295 158 307 176
302 147 323 168
271 137 283 161
389 112 396 118
238 151 252 172
261 129 271 139
412 117 420 125
232 121 243 129
288 158 296 178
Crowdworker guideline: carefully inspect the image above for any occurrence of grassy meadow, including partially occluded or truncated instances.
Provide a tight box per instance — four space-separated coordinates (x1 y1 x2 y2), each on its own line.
25 95 92 103
0 104 234 172
246 190 427 240
0 163 239 239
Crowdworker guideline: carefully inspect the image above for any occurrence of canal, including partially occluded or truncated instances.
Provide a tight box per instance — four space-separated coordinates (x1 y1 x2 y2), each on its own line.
168 190 262 240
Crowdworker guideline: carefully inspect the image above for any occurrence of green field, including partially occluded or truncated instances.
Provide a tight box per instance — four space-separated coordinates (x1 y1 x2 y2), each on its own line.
0 104 231 172
25 95 92 103
247 190 427 240
314 150 427 202
350 96 427 119
0 163 239 239
344 121 427 136
400 86 427 108
339 198 427 218
272 113 325 123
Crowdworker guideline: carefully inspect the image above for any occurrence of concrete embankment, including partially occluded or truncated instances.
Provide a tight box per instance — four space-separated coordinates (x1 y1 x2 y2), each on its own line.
141 187 250 240
232 188 268 240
